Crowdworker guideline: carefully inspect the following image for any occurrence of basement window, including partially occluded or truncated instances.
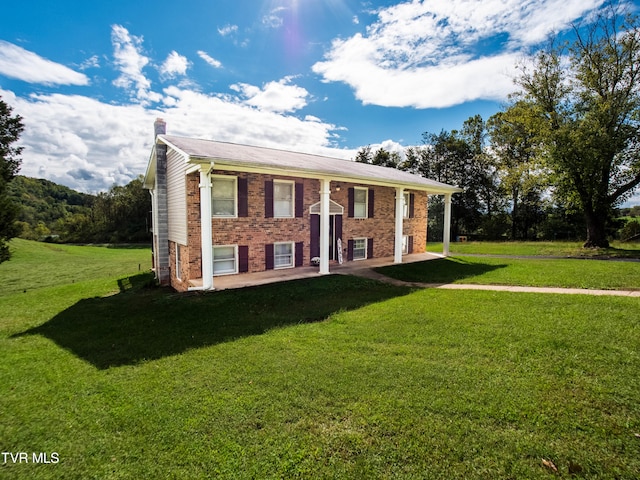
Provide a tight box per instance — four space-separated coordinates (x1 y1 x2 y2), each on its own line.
212 245 238 275
274 242 294 269
353 238 367 260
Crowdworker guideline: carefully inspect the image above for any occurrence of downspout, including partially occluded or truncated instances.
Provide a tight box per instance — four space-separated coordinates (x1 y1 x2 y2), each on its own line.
199 165 214 290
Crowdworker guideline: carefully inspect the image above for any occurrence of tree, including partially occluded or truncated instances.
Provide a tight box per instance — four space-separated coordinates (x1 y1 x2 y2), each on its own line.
420 118 502 239
354 145 401 168
0 97 24 262
488 103 549 239
514 2 640 247
89 176 151 243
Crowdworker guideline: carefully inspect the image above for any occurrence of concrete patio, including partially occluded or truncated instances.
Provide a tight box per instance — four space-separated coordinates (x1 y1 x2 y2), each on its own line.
205 252 442 291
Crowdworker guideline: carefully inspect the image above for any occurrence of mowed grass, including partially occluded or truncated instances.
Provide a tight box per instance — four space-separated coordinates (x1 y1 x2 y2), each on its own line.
0 238 150 297
377 256 640 290
427 240 640 258
1 240 640 479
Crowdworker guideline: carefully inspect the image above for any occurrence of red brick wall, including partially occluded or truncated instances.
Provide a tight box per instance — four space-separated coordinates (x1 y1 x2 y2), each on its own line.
186 173 202 281
404 191 428 253
179 172 428 282
212 172 319 272
168 241 192 292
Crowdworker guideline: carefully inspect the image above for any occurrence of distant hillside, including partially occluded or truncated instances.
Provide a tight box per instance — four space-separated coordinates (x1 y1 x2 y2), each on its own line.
8 176 94 232
7 175 150 243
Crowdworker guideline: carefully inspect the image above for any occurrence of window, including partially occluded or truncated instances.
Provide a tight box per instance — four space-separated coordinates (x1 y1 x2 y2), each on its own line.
353 238 367 260
274 180 294 218
402 235 409 254
176 244 182 280
354 187 368 219
212 176 237 217
212 245 237 275
274 242 294 269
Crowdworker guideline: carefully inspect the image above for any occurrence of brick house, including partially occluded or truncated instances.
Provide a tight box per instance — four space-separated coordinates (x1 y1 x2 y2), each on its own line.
143 119 461 291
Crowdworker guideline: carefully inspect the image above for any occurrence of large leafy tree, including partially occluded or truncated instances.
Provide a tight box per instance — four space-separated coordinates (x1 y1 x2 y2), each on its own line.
514 2 640 247
487 103 548 240
0 97 24 262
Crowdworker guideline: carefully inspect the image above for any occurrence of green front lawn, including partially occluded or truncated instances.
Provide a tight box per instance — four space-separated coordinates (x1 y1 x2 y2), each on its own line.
379 256 640 290
0 238 151 298
427 240 640 258
1 240 639 479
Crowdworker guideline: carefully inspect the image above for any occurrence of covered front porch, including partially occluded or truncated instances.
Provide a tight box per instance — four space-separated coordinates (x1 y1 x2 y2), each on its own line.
188 251 442 291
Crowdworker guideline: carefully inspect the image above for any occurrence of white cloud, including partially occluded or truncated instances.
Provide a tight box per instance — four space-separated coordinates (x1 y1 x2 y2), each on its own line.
160 51 191 79
313 0 605 108
230 77 309 113
2 87 156 192
0 41 89 86
263 7 286 29
161 86 344 156
2 82 349 193
1 24 355 195
79 55 100 70
218 24 238 36
111 24 162 104
197 50 222 68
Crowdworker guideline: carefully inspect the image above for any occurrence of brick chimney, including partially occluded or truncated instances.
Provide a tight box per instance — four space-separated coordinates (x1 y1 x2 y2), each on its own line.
154 117 166 137
153 118 170 285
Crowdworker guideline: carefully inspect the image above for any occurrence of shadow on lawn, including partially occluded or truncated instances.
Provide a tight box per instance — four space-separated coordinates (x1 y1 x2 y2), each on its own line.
14 273 413 370
376 257 507 284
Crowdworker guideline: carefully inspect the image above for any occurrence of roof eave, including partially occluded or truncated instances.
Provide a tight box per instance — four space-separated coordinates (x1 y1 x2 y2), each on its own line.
186 156 461 194
143 144 157 189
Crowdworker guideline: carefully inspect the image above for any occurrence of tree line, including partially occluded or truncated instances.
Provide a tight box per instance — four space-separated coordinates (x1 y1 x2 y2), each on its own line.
9 175 151 244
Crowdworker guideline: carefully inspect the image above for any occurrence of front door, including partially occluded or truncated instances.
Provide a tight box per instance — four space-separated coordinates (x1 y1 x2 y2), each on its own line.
310 214 343 262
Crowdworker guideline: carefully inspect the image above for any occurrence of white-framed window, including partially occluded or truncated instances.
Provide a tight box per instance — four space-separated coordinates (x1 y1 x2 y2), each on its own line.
212 245 238 275
274 242 294 269
354 187 368 219
211 175 237 217
274 180 294 218
176 244 182 280
353 238 367 260
402 235 409 254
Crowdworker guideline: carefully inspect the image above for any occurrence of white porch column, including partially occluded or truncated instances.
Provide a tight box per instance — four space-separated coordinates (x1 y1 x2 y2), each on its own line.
443 193 452 257
394 187 404 263
200 168 214 290
319 178 331 275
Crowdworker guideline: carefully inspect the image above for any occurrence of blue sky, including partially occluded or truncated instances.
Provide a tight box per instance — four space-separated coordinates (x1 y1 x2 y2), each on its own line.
0 0 636 197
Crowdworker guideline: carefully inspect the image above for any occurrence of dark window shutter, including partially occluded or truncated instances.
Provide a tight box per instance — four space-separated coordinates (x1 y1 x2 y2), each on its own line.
310 214 320 258
368 188 375 218
239 245 249 272
264 180 273 218
295 182 304 218
367 238 374 259
347 239 354 261
408 236 414 254
238 178 248 217
265 243 274 270
409 193 415 218
348 187 354 218
295 242 304 267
